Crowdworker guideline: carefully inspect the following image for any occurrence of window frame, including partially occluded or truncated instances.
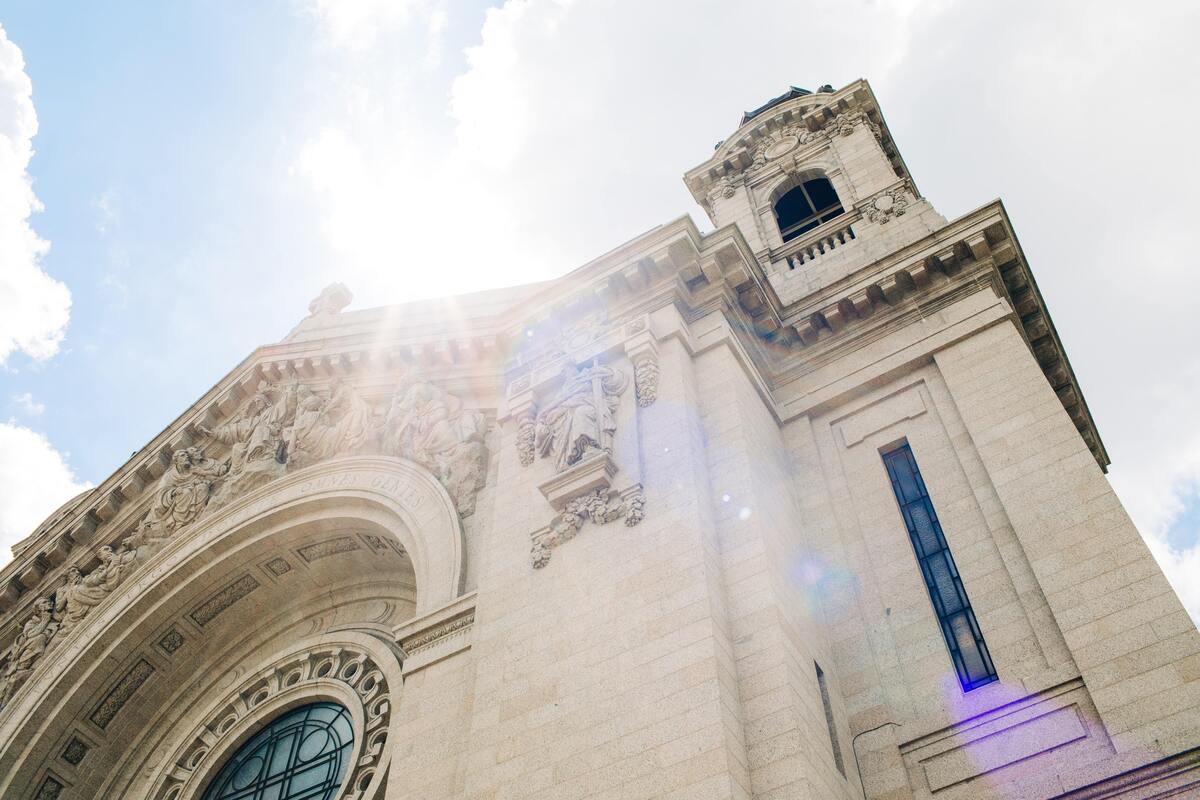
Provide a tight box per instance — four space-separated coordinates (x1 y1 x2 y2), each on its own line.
773 178 845 242
882 443 998 692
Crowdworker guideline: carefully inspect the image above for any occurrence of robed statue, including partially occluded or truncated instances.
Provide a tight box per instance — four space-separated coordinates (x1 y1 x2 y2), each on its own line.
534 363 627 472
0 597 58 708
200 380 296 503
383 379 489 515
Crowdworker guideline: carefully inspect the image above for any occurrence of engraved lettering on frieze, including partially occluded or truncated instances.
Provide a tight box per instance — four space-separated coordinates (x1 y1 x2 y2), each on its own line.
0 373 488 693
534 363 628 473
189 574 260 627
61 737 89 766
298 537 360 563
158 628 185 655
531 485 645 569
89 658 155 729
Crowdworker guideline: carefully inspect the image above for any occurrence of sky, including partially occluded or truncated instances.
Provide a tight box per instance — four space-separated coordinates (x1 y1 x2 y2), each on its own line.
0 0 1198 620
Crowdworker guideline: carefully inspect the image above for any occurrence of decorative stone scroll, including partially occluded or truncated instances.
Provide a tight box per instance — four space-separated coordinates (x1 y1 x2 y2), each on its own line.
152 643 393 800
530 484 645 569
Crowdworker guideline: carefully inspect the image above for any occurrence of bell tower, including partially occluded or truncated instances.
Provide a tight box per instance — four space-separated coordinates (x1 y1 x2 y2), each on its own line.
684 81 947 306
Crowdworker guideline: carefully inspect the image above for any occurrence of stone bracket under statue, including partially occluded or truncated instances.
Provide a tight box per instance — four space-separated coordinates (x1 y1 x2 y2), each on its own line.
508 357 648 569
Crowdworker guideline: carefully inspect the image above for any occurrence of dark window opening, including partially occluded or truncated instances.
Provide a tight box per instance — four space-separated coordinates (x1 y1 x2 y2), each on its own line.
774 178 845 242
883 444 998 692
815 662 846 776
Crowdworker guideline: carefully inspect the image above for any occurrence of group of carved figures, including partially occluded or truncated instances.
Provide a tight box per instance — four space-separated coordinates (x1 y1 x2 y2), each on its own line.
0 543 140 708
0 375 488 709
0 361 645 708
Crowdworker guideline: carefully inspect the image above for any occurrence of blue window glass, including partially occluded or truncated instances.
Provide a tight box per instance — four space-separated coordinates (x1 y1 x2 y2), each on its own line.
883 444 998 691
201 702 354 800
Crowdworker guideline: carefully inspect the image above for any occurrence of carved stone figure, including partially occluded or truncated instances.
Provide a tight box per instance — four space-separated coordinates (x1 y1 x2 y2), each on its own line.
137 447 229 545
307 282 353 317
287 381 380 469
0 597 58 708
50 545 135 644
201 381 297 504
534 363 627 472
383 380 488 515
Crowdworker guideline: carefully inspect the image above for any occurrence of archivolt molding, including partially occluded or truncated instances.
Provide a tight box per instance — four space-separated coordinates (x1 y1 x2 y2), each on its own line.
0 456 461 736
0 370 488 644
146 633 400 800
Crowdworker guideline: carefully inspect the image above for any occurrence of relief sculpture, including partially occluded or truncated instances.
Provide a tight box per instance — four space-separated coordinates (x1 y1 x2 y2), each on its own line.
0 598 58 708
199 380 296 505
0 371 491 709
534 363 627 472
383 379 489 516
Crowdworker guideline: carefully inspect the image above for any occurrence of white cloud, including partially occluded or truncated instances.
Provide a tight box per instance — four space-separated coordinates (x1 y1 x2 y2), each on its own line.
287 0 1200 617
10 391 43 416
0 421 90 566
0 24 70 366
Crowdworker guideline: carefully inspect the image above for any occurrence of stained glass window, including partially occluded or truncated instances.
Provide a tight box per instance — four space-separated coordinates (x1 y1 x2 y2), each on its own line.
883 444 998 691
200 702 354 800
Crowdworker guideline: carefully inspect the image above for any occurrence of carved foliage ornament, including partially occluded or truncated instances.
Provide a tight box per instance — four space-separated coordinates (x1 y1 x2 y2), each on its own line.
0 374 486 711
711 108 883 191
531 486 646 569
862 187 910 225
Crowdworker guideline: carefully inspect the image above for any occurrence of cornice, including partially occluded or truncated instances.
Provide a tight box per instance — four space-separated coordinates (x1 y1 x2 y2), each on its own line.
684 79 916 207
0 198 1108 638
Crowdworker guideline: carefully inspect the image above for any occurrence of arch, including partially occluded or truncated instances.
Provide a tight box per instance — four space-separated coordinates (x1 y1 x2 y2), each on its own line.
769 169 846 243
0 455 460 796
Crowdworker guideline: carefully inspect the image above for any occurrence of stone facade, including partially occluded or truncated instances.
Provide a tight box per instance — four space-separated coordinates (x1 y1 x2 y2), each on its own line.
0 79 1196 799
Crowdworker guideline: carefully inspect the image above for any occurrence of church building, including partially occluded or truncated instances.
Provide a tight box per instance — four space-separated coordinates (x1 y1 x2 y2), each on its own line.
1 80 1198 799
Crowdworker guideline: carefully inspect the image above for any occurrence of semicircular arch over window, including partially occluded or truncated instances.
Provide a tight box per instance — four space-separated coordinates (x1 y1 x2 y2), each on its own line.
200 702 354 800
774 176 844 242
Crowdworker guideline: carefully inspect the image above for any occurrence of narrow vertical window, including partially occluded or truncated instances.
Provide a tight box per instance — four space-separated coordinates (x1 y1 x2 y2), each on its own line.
883 444 998 691
815 662 845 776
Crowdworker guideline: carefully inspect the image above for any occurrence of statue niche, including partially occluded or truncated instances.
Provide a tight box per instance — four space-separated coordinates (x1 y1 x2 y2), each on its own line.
534 363 627 472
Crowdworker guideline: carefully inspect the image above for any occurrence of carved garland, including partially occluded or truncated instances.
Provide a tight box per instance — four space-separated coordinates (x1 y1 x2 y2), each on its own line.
153 645 392 800
530 485 646 569
860 186 911 224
